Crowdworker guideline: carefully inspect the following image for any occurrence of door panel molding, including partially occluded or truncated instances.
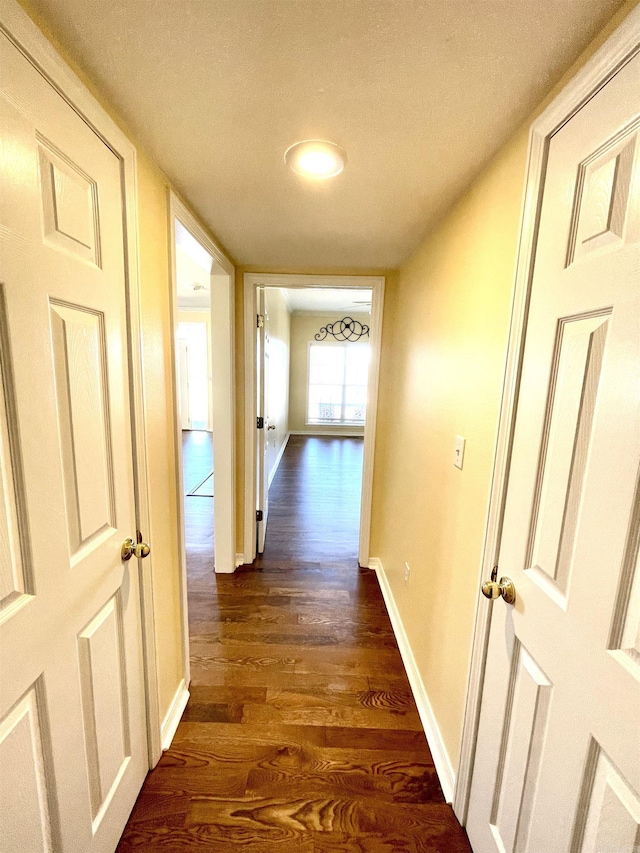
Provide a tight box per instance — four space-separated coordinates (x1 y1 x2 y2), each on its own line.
455 4 640 824
0 0 161 767
243 273 385 567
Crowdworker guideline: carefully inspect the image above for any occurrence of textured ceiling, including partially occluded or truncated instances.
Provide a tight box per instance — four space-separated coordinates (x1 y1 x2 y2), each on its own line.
26 0 625 268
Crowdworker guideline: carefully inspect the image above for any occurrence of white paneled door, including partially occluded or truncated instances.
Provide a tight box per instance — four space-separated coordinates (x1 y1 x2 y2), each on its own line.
466 39 640 853
0 24 147 853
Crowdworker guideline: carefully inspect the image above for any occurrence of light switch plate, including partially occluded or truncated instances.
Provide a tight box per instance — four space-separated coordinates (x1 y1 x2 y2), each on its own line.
454 436 466 470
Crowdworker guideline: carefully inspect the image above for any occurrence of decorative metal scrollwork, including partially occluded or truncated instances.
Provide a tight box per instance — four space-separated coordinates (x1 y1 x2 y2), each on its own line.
315 317 370 342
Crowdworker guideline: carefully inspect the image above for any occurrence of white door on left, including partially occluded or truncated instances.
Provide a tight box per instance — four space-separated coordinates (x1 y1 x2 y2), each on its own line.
0 20 148 853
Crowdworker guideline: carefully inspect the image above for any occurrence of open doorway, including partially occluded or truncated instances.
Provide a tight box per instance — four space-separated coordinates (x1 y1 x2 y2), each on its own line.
168 195 237 707
174 231 214 583
244 274 385 567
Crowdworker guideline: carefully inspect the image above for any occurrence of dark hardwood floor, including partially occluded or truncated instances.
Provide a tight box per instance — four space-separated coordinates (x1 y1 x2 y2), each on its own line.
117 435 471 852
256 435 363 565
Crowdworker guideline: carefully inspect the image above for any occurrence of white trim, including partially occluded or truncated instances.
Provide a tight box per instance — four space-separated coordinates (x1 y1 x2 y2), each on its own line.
0 0 164 768
244 273 385 566
167 206 192 687
454 7 640 825
169 194 236 587
160 679 190 751
268 431 290 489
290 429 365 437
236 553 245 568
370 558 456 802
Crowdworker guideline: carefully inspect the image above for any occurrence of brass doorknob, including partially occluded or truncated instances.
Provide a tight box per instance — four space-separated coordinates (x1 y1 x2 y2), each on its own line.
482 571 516 605
121 531 151 561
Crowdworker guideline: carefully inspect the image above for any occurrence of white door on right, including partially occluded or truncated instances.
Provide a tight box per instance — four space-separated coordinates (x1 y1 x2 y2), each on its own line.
256 288 270 554
467 34 640 853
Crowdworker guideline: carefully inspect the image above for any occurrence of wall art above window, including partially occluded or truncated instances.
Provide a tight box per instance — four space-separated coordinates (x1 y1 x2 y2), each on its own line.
315 317 370 342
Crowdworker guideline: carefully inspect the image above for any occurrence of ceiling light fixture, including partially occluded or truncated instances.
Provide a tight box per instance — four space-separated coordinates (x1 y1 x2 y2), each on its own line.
285 139 347 179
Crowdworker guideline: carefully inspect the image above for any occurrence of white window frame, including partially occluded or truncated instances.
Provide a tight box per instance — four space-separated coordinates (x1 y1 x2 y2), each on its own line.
305 340 370 427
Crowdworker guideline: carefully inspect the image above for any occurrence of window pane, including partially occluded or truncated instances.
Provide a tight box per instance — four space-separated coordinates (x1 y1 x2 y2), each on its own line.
345 385 367 406
308 384 343 422
178 322 209 429
343 402 366 423
345 345 370 385
307 342 370 425
309 345 345 384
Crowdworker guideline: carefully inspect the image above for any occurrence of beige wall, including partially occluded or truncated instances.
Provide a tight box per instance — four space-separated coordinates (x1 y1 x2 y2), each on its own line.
264 288 290 482
369 0 638 772
136 154 185 718
370 135 524 768
289 313 370 434
17 0 234 723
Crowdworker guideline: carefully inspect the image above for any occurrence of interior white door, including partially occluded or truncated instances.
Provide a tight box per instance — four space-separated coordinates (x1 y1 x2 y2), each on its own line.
466 45 640 853
0 27 148 853
256 288 270 552
178 339 192 430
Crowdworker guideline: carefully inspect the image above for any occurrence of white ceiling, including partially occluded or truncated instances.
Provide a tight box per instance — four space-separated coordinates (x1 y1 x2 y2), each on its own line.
280 288 372 315
28 0 625 268
176 220 211 309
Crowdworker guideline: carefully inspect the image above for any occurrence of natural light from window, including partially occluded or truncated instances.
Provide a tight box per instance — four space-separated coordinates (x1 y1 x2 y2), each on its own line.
307 343 370 426
177 321 209 430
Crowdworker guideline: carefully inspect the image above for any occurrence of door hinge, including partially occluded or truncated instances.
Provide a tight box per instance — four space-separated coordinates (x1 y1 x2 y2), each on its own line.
257 314 264 328
257 416 264 429
256 510 263 522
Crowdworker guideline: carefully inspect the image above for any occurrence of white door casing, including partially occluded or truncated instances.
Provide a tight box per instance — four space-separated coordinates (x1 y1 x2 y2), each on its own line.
243 274 385 566
256 287 270 553
168 194 236 588
466 20 640 853
0 14 149 853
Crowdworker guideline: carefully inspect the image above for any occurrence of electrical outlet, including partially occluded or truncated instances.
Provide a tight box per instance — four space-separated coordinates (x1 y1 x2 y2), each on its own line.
454 435 466 470
404 562 411 585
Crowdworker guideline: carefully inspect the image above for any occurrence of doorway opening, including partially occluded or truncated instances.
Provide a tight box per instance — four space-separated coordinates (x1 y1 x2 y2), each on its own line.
244 274 385 567
174 217 215 555
169 194 236 705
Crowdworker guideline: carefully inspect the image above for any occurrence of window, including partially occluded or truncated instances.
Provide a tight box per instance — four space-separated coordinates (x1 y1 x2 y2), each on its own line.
307 343 370 425
177 321 210 430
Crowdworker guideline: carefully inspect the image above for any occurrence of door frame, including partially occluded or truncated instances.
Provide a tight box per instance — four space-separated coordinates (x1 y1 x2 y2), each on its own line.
454 6 640 823
0 0 164 765
243 273 385 566
168 199 237 714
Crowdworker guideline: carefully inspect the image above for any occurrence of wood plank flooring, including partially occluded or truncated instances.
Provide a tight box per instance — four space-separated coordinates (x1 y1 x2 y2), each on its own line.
117 435 471 852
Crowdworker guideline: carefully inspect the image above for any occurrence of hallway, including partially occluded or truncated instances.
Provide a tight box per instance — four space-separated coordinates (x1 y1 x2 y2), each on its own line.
257 435 364 565
117 436 471 851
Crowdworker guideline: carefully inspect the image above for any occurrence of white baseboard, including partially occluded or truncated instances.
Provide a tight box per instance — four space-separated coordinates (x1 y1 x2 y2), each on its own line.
370 557 456 803
236 553 245 567
268 431 290 488
290 429 365 437
160 678 190 751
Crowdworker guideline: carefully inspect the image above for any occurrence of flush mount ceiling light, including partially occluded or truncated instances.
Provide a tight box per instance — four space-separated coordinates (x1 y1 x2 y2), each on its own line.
284 140 347 179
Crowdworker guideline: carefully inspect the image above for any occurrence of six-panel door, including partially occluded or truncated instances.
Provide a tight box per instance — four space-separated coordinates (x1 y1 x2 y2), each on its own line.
467 45 640 853
0 27 147 853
